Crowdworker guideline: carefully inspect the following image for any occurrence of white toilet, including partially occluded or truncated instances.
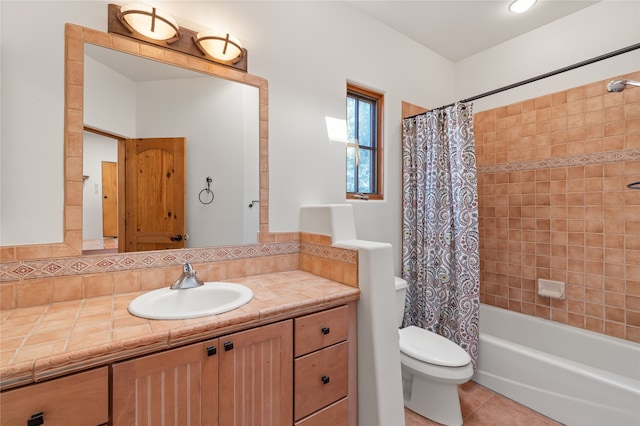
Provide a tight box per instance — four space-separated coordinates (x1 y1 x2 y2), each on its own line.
395 277 474 426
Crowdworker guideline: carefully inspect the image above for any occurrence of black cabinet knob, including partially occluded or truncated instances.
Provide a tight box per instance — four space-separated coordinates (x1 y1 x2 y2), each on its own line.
321 327 330 335
321 375 330 384
28 412 44 426
206 346 217 356
224 341 234 351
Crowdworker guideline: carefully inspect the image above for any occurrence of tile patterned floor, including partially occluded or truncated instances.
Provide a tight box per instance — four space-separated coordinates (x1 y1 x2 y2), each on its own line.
404 381 561 426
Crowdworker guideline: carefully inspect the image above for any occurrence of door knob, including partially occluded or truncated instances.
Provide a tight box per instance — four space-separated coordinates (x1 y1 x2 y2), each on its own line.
170 234 183 241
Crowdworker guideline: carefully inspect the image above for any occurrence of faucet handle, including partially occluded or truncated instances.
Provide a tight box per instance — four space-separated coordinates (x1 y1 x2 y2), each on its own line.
183 263 195 275
171 263 204 289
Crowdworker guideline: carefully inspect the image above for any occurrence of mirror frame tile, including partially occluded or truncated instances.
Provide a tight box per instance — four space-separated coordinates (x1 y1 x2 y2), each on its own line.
1 23 270 261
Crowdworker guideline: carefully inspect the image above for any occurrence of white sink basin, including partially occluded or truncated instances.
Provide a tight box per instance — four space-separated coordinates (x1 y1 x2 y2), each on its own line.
128 282 254 320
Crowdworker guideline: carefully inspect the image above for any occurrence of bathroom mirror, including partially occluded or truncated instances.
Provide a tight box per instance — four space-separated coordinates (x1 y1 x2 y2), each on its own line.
83 44 259 253
1 24 269 260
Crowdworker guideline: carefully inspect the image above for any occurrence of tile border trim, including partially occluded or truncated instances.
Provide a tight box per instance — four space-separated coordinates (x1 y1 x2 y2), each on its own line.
1 242 300 282
300 242 358 265
478 148 640 174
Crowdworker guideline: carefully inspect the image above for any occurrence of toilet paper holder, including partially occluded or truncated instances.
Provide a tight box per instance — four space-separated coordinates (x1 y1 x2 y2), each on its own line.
537 279 565 299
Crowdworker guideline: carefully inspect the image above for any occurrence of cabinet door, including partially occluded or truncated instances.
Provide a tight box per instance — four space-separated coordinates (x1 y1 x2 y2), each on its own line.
112 339 218 426
0 367 108 426
219 320 293 425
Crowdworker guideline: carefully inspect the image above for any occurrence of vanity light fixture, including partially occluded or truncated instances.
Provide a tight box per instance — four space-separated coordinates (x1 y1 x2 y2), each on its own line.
194 31 244 64
108 3 248 72
118 3 181 42
509 0 537 13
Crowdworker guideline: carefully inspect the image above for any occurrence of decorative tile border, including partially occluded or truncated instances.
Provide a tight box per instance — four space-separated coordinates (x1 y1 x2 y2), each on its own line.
478 148 640 174
300 242 358 265
0 242 300 282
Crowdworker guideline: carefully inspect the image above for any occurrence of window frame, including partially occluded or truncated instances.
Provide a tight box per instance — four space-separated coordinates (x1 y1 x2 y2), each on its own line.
346 83 384 201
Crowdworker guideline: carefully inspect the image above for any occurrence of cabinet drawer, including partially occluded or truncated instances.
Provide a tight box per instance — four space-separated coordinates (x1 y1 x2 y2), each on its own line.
0 367 109 426
294 341 348 421
294 305 348 357
294 398 349 426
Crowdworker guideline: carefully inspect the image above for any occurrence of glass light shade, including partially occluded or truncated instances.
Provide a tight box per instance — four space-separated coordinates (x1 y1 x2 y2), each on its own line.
195 31 243 63
120 3 179 41
509 0 537 13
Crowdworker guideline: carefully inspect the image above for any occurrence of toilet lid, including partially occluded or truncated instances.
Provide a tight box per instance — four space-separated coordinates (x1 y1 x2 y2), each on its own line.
399 326 471 367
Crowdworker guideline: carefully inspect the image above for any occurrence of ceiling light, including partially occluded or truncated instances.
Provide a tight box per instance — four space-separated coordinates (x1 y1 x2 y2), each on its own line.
509 0 537 13
118 3 180 42
194 31 244 64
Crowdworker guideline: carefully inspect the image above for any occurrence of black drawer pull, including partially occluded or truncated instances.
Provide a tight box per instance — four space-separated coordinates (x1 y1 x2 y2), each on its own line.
321 327 330 335
207 346 217 356
28 412 44 426
321 375 330 384
224 341 234 351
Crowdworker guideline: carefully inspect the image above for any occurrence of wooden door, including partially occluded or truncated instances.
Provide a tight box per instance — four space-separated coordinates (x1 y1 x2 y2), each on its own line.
219 320 293 425
112 339 218 426
124 137 186 252
101 161 118 237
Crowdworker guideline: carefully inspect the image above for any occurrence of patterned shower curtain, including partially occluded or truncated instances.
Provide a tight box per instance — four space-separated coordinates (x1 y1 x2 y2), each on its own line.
401 103 480 367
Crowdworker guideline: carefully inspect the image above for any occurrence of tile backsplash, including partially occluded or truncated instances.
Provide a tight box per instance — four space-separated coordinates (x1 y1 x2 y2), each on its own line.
476 71 640 343
1 232 358 311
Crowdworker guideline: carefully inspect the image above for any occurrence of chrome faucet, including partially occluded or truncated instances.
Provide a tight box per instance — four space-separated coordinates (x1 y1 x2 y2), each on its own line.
170 263 204 290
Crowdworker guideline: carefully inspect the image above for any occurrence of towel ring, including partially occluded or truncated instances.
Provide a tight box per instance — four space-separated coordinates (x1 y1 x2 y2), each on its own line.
199 177 214 204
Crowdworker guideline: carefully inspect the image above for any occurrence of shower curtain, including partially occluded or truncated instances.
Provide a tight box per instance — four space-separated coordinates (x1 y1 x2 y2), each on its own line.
401 103 480 367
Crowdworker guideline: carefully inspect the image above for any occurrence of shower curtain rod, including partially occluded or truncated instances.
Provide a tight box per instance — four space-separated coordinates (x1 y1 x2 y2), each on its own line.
406 42 640 120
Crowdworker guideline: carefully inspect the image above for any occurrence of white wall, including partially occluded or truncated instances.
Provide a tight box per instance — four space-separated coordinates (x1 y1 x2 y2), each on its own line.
84 52 259 247
136 77 257 247
242 86 260 244
2 1 637 273
456 1 640 112
84 54 137 135
1 1 452 272
82 132 117 240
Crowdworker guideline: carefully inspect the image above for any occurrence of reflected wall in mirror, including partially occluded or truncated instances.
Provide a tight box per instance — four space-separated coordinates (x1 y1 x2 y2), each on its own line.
82 44 260 254
0 23 269 261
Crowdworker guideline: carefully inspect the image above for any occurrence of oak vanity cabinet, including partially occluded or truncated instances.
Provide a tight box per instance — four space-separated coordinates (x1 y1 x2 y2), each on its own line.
293 305 350 425
112 320 293 426
0 367 109 426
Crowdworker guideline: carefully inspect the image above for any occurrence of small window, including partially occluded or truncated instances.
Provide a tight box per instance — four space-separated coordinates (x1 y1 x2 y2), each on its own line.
346 83 383 200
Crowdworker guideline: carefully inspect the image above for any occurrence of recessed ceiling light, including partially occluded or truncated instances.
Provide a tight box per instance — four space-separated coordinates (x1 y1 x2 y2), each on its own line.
509 0 537 13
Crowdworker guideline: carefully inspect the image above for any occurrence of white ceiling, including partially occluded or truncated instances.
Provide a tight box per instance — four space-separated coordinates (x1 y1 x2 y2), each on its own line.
346 0 599 62
89 0 602 79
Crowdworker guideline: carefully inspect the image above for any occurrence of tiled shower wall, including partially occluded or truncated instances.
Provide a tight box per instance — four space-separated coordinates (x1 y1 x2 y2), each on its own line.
475 71 640 343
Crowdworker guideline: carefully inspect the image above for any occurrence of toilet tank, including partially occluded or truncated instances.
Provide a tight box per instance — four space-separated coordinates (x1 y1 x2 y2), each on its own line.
394 277 408 327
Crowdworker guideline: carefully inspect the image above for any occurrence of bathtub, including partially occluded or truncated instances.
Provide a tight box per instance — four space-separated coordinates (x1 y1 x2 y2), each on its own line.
473 304 640 426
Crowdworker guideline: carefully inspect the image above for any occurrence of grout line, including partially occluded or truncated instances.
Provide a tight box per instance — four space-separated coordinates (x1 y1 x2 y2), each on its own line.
462 384 497 420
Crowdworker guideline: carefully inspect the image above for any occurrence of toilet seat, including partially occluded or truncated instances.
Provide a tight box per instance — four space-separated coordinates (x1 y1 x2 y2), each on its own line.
399 326 471 367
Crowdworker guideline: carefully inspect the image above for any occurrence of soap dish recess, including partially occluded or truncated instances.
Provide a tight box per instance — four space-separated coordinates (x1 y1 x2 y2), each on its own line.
537 279 565 299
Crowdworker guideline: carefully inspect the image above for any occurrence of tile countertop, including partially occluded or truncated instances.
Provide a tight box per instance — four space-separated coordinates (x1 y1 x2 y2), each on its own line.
0 270 360 391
